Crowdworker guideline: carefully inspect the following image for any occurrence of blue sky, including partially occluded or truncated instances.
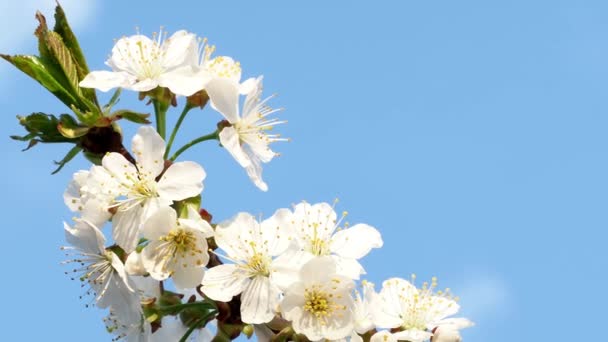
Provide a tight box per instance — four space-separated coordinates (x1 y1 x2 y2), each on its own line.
1 0 607 341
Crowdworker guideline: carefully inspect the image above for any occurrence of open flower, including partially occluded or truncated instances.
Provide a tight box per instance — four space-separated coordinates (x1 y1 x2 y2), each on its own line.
141 206 213 289
274 201 383 280
62 219 139 323
80 29 208 96
201 209 292 324
78 126 206 253
372 276 473 342
280 257 355 341
205 76 286 191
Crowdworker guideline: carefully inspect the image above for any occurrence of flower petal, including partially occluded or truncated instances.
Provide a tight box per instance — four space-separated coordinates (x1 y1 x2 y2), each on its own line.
157 161 205 201
162 30 198 69
131 126 166 178
206 77 240 122
158 65 209 97
64 219 105 254
142 206 177 240
79 71 135 91
330 223 383 259
201 264 249 302
101 152 137 188
219 126 252 168
240 275 278 324
173 265 205 290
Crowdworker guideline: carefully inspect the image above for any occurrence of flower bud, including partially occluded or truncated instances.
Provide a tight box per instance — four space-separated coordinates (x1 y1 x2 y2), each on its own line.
431 327 462 342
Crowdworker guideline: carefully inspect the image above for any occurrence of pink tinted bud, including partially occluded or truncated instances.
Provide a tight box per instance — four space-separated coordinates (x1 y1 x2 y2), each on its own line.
431 327 462 342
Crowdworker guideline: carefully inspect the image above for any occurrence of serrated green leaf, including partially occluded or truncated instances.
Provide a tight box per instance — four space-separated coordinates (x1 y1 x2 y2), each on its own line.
1 55 79 109
53 4 98 106
53 4 89 79
45 31 80 96
111 110 151 124
52 145 82 174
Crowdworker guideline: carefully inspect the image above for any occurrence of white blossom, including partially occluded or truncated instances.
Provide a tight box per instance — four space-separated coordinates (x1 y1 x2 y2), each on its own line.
279 257 355 341
141 206 213 289
274 201 383 280
62 219 140 323
201 209 292 324
76 126 206 253
372 276 473 342
206 76 286 191
80 29 209 96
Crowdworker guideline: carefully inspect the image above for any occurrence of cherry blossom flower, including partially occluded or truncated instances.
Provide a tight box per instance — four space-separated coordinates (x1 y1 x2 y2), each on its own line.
79 126 206 253
141 206 213 289
201 209 292 324
372 276 473 342
205 76 286 191
80 29 209 96
279 257 355 341
274 201 383 280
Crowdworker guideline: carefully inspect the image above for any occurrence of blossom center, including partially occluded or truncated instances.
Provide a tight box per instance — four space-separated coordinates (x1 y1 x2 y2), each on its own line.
245 252 271 276
162 229 198 254
304 286 337 321
307 237 330 256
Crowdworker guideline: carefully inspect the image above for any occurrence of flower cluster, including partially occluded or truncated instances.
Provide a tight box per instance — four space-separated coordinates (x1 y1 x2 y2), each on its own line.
6 5 474 342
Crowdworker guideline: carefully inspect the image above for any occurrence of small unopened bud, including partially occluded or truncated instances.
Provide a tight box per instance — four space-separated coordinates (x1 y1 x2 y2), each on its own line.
187 90 210 109
199 208 213 223
431 327 462 342
124 252 146 276
242 324 254 338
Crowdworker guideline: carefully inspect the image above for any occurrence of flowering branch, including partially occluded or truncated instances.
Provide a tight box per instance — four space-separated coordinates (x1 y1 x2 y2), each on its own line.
5 4 474 342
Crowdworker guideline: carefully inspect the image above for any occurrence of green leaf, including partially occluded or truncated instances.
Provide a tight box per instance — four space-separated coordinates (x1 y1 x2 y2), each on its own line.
53 4 91 81
104 88 122 112
44 30 81 97
1 54 79 109
52 145 82 174
111 110 151 124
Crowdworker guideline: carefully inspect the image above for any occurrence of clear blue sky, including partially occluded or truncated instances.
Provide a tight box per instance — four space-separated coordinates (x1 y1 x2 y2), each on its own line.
1 0 607 341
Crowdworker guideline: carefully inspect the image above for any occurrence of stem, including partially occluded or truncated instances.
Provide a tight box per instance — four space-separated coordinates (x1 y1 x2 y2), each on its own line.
169 130 219 161
153 100 168 139
165 104 194 159
160 301 215 313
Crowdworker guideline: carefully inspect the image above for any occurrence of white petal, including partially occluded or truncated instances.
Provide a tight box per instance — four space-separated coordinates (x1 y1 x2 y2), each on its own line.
434 317 474 330
330 224 383 259
156 161 205 201
238 77 257 95
271 250 312 290
392 329 432 342
64 220 105 254
173 265 205 290
101 152 137 188
219 126 251 167
142 206 177 240
113 204 144 253
260 208 293 256
300 256 337 284
242 76 263 117
240 276 277 324
201 264 249 302
64 170 89 211
158 65 209 97
127 78 159 92
125 251 147 276
214 212 261 261
244 151 268 192
131 126 166 179
81 198 112 227
206 77 240 122
79 71 135 91
141 240 171 280
162 30 198 69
